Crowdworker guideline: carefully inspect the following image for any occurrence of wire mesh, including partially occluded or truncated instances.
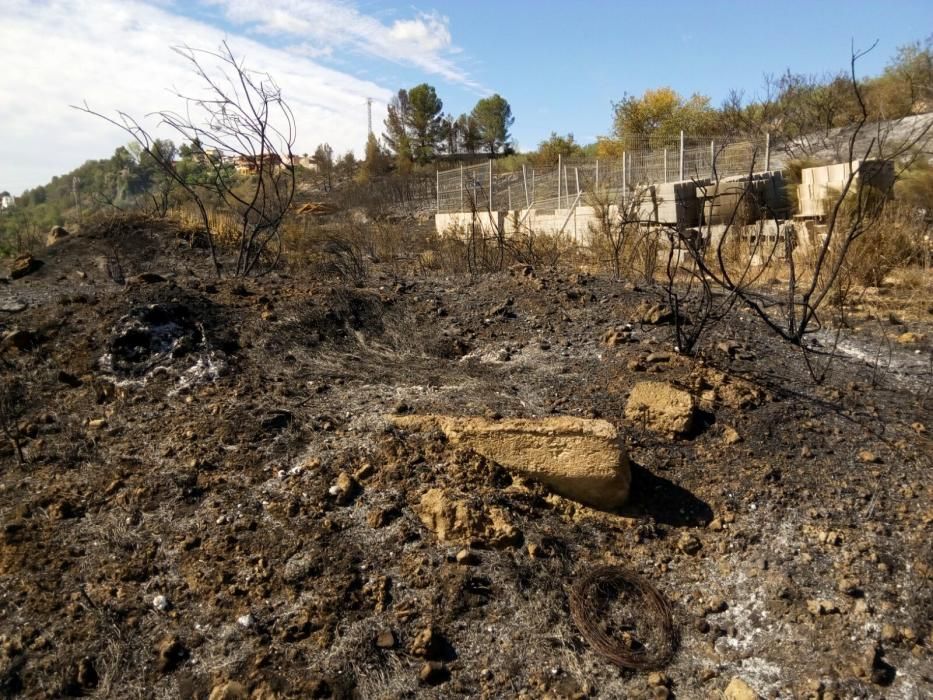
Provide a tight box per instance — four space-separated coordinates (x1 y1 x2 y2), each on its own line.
436 134 772 213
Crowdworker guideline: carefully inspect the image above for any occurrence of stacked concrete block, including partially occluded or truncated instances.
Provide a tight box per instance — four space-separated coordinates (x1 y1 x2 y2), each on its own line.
637 179 705 229
796 160 894 218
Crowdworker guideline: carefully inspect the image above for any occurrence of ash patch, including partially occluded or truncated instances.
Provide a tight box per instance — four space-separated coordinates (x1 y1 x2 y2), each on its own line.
102 303 206 377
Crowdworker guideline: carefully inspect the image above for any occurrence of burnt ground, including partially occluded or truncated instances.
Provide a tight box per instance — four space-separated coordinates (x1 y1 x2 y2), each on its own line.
0 222 931 699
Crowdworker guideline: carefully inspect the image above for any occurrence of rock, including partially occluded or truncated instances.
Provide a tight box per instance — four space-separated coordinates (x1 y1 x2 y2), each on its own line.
858 450 880 464
283 552 319 584
391 415 630 510
625 381 696 437
375 629 396 649
806 599 839 615
209 681 249 700
0 297 27 312
157 635 187 672
724 677 759 700
603 327 633 346
723 426 742 444
10 253 43 279
328 472 358 505
717 340 741 357
409 627 446 659
417 488 521 547
152 595 170 612
419 661 449 685
236 613 254 628
455 548 479 565
46 226 70 246
677 532 702 555
1 329 36 351
896 331 924 345
646 351 672 363
634 301 678 325
647 672 671 687
853 643 895 685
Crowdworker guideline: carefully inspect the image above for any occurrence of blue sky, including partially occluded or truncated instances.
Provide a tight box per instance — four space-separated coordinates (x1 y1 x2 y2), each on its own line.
2 0 931 193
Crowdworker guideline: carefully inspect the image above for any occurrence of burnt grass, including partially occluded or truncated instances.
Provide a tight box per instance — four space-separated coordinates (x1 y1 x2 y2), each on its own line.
0 223 931 699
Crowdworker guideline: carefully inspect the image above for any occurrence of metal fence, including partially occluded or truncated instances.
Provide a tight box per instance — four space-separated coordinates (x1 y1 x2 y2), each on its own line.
436 133 773 214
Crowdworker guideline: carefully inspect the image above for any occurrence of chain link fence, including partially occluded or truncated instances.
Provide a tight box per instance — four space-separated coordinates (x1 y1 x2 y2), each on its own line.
437 133 774 213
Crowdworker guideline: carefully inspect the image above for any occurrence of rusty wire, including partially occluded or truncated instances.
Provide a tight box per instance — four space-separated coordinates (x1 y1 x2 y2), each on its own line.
569 565 677 670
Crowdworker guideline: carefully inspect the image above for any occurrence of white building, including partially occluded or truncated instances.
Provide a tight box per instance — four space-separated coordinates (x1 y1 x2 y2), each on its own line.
0 191 13 210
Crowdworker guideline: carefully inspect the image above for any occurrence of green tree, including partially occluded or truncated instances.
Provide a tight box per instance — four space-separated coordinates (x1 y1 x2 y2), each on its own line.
533 132 583 167
383 89 413 171
312 143 335 189
360 133 391 182
405 83 444 164
471 94 514 154
611 87 717 146
457 114 481 154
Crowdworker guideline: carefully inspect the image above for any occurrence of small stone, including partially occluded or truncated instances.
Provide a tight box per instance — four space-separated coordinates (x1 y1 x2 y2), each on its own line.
209 681 249 700
455 548 479 565
723 426 742 444
152 595 170 612
800 445 813 459
328 472 358 505
806 599 839 615
646 351 672 363
157 635 187 672
724 677 759 700
88 418 108 430
419 661 449 685
353 463 375 481
880 623 899 642
677 532 702 555
858 450 880 464
236 613 254 628
896 331 923 345
1 329 36 351
375 629 396 649
708 518 724 531
647 671 670 687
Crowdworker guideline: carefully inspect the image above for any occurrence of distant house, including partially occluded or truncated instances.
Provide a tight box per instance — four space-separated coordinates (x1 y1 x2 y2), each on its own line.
234 154 286 174
0 191 13 209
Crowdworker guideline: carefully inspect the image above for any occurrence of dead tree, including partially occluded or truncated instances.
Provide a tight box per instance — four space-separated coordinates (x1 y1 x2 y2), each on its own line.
75 42 296 277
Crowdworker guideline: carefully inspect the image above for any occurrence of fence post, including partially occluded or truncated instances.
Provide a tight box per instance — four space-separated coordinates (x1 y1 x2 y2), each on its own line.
595 159 599 190
765 132 771 171
664 148 668 182
436 167 440 213
489 159 493 213
679 130 685 181
522 164 529 208
622 151 626 203
710 140 715 178
460 164 464 212
575 167 580 197
558 154 562 209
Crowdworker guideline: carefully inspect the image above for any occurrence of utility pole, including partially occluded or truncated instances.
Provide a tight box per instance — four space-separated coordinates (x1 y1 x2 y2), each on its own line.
366 98 374 136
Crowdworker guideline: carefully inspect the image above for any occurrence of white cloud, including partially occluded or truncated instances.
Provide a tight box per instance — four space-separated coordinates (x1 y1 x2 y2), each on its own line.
206 0 483 91
0 0 396 194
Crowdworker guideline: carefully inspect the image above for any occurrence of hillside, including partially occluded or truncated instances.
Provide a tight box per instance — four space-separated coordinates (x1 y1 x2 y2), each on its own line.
0 218 930 699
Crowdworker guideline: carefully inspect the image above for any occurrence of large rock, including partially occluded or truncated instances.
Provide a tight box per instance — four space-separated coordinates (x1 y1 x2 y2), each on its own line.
391 415 630 509
46 225 70 246
9 254 42 280
625 381 696 437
